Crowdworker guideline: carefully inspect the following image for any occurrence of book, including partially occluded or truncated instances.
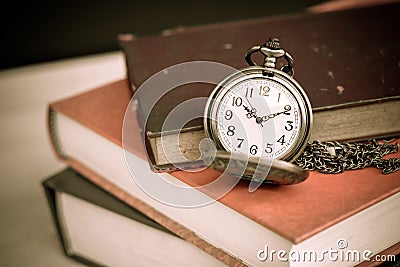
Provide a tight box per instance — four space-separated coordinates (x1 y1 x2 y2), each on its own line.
48 79 400 266
307 0 400 13
42 168 223 267
119 2 400 172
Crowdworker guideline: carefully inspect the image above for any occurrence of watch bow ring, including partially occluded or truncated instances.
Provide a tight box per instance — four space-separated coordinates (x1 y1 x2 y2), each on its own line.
245 37 294 76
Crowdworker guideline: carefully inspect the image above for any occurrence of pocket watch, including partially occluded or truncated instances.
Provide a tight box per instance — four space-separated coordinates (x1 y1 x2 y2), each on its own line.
203 37 313 185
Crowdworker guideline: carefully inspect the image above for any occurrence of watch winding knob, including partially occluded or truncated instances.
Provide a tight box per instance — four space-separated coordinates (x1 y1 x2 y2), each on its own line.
265 37 281 50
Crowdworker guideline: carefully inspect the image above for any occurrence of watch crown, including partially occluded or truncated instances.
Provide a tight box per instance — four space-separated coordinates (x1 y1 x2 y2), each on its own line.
265 38 281 50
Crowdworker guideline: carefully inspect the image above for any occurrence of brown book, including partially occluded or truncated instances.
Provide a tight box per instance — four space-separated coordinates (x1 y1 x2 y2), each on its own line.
119 2 400 171
48 79 400 267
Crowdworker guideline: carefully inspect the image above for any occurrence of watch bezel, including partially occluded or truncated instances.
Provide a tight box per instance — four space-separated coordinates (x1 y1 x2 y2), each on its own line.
204 66 313 162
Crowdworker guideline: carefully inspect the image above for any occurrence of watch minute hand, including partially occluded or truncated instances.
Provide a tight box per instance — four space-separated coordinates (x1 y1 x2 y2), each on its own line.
261 105 291 122
261 111 283 122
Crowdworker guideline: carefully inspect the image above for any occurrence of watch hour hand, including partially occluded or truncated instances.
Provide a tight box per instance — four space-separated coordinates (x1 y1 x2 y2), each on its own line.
244 95 264 120
243 105 257 119
243 104 265 127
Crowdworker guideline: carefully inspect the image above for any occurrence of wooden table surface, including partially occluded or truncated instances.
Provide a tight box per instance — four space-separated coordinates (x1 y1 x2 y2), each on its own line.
0 51 125 266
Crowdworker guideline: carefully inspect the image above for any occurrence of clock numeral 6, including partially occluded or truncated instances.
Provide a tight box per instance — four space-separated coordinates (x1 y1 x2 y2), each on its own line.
250 145 258 155
227 125 235 136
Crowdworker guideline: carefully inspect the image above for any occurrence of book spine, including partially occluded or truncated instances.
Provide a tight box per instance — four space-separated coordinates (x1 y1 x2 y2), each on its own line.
117 34 137 94
42 178 70 257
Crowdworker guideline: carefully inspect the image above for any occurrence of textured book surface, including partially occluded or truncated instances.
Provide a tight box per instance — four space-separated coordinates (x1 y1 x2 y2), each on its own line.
49 79 400 266
42 168 223 267
120 2 400 113
119 3 400 170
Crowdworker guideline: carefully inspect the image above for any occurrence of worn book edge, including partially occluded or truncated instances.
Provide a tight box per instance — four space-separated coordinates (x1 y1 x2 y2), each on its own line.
149 97 400 167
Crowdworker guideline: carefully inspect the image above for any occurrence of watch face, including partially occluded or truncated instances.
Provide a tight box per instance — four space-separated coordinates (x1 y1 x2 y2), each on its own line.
204 67 312 162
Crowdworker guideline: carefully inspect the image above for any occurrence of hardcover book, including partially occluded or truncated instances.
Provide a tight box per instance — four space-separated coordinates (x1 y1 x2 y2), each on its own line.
119 3 400 171
42 168 222 267
48 79 400 266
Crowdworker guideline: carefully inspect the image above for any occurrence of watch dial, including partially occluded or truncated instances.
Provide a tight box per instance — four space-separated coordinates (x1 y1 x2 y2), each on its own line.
215 77 301 160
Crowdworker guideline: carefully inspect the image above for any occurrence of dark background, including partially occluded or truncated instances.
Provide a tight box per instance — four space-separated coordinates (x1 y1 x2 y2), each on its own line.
0 1 326 70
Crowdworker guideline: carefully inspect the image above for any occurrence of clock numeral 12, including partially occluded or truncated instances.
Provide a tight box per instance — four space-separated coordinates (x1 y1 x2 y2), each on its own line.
259 86 270 96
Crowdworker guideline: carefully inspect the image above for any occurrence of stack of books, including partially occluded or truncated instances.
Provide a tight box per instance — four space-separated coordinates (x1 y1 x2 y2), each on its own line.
43 3 400 266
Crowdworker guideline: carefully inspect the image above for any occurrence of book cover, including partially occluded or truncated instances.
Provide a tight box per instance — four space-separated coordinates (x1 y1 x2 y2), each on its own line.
119 3 400 171
48 79 400 266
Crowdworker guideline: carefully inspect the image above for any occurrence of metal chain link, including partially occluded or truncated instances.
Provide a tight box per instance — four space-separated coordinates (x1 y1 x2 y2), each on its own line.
294 139 400 174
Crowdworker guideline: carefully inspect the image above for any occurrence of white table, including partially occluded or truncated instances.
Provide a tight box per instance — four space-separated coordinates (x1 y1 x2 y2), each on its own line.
0 52 126 266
